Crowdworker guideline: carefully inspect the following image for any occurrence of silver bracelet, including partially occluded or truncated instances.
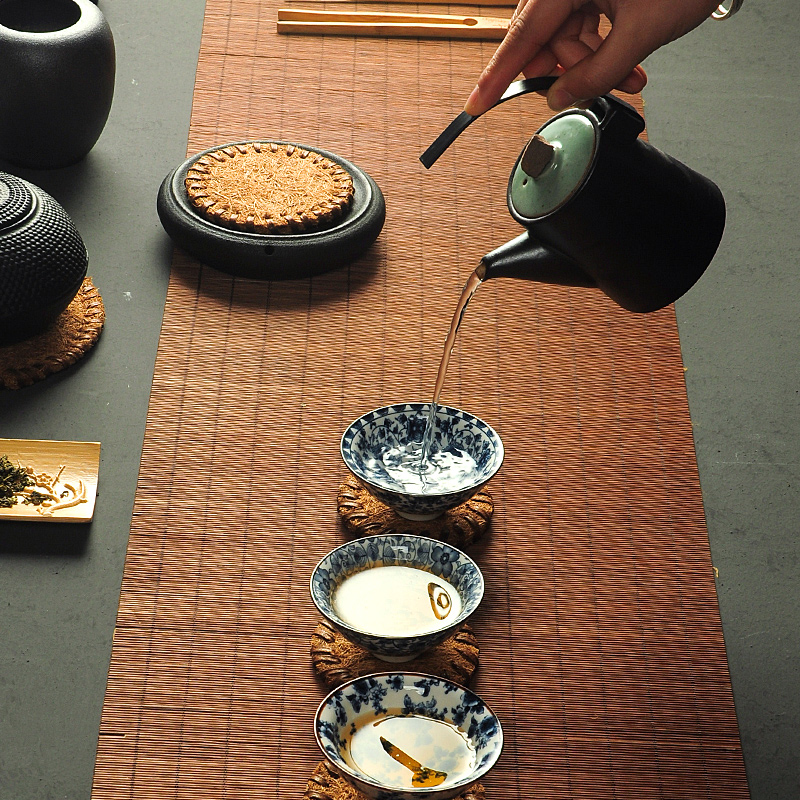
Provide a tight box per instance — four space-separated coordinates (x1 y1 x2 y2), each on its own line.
712 0 744 19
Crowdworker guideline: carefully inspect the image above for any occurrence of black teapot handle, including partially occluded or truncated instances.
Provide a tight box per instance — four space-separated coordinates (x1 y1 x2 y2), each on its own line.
420 77 556 169
420 77 645 168
588 94 645 140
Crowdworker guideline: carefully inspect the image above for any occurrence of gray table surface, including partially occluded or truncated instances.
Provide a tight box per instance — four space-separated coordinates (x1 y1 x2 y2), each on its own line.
1 1 798 798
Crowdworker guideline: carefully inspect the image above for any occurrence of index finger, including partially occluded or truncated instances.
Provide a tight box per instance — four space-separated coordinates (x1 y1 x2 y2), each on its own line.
464 0 576 116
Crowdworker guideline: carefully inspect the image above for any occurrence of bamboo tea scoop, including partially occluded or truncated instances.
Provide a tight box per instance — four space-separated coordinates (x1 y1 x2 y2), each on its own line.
282 0 517 4
379 737 448 787
277 9 509 39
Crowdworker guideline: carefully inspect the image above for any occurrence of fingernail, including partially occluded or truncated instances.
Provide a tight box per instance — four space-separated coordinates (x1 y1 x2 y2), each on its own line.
548 88 576 112
464 85 482 116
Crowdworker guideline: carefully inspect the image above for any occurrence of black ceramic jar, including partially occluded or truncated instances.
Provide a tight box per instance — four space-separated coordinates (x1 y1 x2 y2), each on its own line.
0 0 115 168
0 172 88 343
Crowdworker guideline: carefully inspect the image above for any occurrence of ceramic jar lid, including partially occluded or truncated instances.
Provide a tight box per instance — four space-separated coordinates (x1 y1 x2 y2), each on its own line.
509 111 597 220
0 173 35 231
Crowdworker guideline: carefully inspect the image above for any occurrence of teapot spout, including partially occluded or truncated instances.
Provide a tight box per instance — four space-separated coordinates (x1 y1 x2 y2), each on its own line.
479 232 596 288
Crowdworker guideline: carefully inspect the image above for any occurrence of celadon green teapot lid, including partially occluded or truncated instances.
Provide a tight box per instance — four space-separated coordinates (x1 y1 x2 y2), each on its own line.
509 111 598 220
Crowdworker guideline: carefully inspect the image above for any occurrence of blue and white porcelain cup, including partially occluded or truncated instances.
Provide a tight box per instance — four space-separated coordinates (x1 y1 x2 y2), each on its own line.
341 403 504 521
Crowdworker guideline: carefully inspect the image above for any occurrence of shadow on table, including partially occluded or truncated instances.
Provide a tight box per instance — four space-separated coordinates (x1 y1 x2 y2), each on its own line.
0 520 91 556
0 153 105 211
166 240 386 313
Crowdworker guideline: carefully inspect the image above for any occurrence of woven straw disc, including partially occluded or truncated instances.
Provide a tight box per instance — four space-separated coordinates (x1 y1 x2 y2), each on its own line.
305 762 486 800
185 141 354 234
337 475 493 548
0 277 104 390
311 620 480 688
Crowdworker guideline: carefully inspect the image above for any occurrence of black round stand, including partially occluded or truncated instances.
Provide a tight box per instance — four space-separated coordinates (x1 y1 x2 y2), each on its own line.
156 140 386 280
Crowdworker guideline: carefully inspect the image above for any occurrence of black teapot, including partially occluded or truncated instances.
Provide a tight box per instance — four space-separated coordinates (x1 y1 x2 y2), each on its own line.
0 172 88 343
421 78 725 313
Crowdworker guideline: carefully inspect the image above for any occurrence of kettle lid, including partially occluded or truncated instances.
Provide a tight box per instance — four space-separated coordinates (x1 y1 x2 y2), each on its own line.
0 173 35 232
509 111 597 221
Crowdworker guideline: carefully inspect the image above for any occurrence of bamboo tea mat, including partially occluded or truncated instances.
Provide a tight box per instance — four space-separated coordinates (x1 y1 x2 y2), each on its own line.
92 1 750 797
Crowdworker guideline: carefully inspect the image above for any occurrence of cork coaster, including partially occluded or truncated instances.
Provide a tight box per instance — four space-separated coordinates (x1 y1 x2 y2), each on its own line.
0 277 104 390
311 620 480 688
305 762 486 800
185 141 354 234
337 475 493 548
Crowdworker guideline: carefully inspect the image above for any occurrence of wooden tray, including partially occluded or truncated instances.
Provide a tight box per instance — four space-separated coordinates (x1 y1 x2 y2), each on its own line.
0 438 100 523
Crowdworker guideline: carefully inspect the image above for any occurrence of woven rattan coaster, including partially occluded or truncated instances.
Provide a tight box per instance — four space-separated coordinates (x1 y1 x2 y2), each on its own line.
306 763 486 800
185 141 354 234
311 620 479 688
0 277 104 390
337 476 493 548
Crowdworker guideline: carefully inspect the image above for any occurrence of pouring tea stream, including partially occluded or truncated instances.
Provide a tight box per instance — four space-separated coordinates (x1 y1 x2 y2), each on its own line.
348 81 726 490
410 79 725 474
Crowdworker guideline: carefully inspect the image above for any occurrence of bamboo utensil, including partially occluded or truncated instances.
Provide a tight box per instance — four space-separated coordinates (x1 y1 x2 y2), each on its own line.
281 0 516 5
0 439 100 523
277 8 510 38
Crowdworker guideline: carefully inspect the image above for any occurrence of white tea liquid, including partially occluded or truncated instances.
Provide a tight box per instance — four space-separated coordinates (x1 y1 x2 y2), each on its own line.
332 565 462 636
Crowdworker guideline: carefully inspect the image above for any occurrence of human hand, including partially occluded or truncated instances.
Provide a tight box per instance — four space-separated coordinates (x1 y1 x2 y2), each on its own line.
464 0 722 116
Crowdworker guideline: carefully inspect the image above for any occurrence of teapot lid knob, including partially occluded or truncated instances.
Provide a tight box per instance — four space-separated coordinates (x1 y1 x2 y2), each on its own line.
520 134 557 178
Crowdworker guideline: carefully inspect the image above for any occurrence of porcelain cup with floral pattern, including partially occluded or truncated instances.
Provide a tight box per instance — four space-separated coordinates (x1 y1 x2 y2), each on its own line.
341 403 504 521
315 672 503 800
310 534 484 662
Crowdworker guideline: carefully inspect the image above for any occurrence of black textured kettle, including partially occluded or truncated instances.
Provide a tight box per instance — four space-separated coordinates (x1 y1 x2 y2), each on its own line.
0 172 88 343
421 78 725 313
